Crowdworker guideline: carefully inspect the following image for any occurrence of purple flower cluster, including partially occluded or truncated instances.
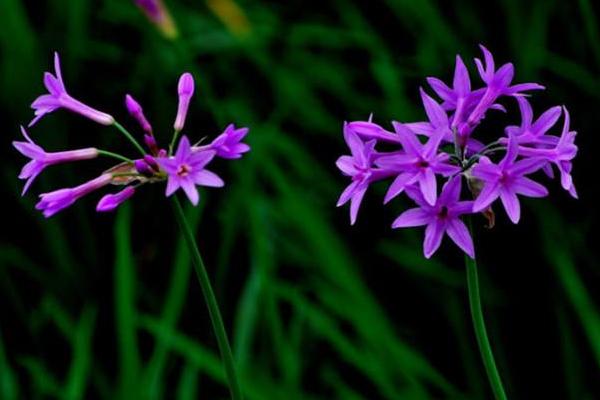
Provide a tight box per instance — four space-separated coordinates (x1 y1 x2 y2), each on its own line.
337 45 578 259
14 53 250 217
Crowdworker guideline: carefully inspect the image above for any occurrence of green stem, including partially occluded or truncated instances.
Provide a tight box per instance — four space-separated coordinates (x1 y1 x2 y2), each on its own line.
465 216 508 400
169 129 180 156
171 197 243 400
113 121 146 156
97 149 134 164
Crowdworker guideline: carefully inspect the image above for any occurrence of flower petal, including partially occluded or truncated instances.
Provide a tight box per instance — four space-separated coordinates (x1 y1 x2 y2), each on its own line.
337 181 360 207
499 188 521 223
420 88 449 129
426 77 454 103
384 172 417 204
512 177 548 198
180 178 199 205
453 55 471 95
423 220 445 258
349 187 367 225
419 168 437 206
532 106 561 136
392 207 432 228
446 218 474 258
165 176 180 196
193 169 224 187
473 182 500 212
175 136 192 163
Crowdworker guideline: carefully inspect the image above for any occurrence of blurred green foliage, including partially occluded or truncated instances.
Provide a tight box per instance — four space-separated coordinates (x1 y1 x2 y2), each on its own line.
0 0 598 399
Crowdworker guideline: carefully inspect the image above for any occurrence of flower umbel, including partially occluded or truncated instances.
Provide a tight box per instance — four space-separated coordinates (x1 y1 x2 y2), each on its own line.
16 55 250 217
336 44 578 258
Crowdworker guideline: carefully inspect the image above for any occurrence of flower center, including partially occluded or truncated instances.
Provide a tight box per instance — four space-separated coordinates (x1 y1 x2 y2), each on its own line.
176 163 191 177
417 160 429 168
438 206 449 219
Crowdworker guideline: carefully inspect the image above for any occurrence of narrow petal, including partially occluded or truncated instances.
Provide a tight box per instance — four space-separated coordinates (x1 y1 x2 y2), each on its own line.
494 63 514 88
384 173 416 204
510 157 547 176
438 175 462 205
349 187 367 225
193 169 224 187
392 207 432 228
471 160 501 181
337 181 360 207
336 156 357 176
189 149 216 169
500 134 519 168
343 126 366 165
392 121 422 155
420 88 449 129
512 177 548 198
453 55 471 95
446 218 475 258
515 96 533 128
473 182 500 212
499 188 521 223
180 178 199 205
423 220 445 258
175 136 192 163
419 168 437 206
532 106 561 135
165 176 180 196
53 52 65 90
426 77 455 103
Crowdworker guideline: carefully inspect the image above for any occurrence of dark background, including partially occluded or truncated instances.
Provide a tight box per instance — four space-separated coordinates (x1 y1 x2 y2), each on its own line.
0 0 598 399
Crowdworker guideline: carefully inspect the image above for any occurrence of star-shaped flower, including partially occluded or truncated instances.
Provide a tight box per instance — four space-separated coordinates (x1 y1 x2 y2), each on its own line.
392 176 475 258
157 135 224 205
472 135 548 223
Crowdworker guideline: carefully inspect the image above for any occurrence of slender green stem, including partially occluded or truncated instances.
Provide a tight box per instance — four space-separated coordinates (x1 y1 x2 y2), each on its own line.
171 197 243 400
97 149 134 164
465 216 508 400
113 121 146 156
169 129 181 156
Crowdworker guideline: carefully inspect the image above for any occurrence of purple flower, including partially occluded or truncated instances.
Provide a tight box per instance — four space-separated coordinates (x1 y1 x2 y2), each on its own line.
472 135 548 223
503 97 562 147
173 73 195 132
336 44 578 259
208 124 250 159
465 45 544 129
513 106 578 198
125 94 153 134
97 187 136 212
13 126 98 194
404 88 486 152
345 119 401 143
30 52 115 127
336 125 391 225
36 174 112 218
376 121 460 206
156 135 224 205
392 176 475 258
427 55 479 127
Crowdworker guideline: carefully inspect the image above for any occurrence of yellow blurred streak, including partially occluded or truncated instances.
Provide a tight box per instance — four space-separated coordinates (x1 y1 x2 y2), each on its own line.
206 0 252 38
